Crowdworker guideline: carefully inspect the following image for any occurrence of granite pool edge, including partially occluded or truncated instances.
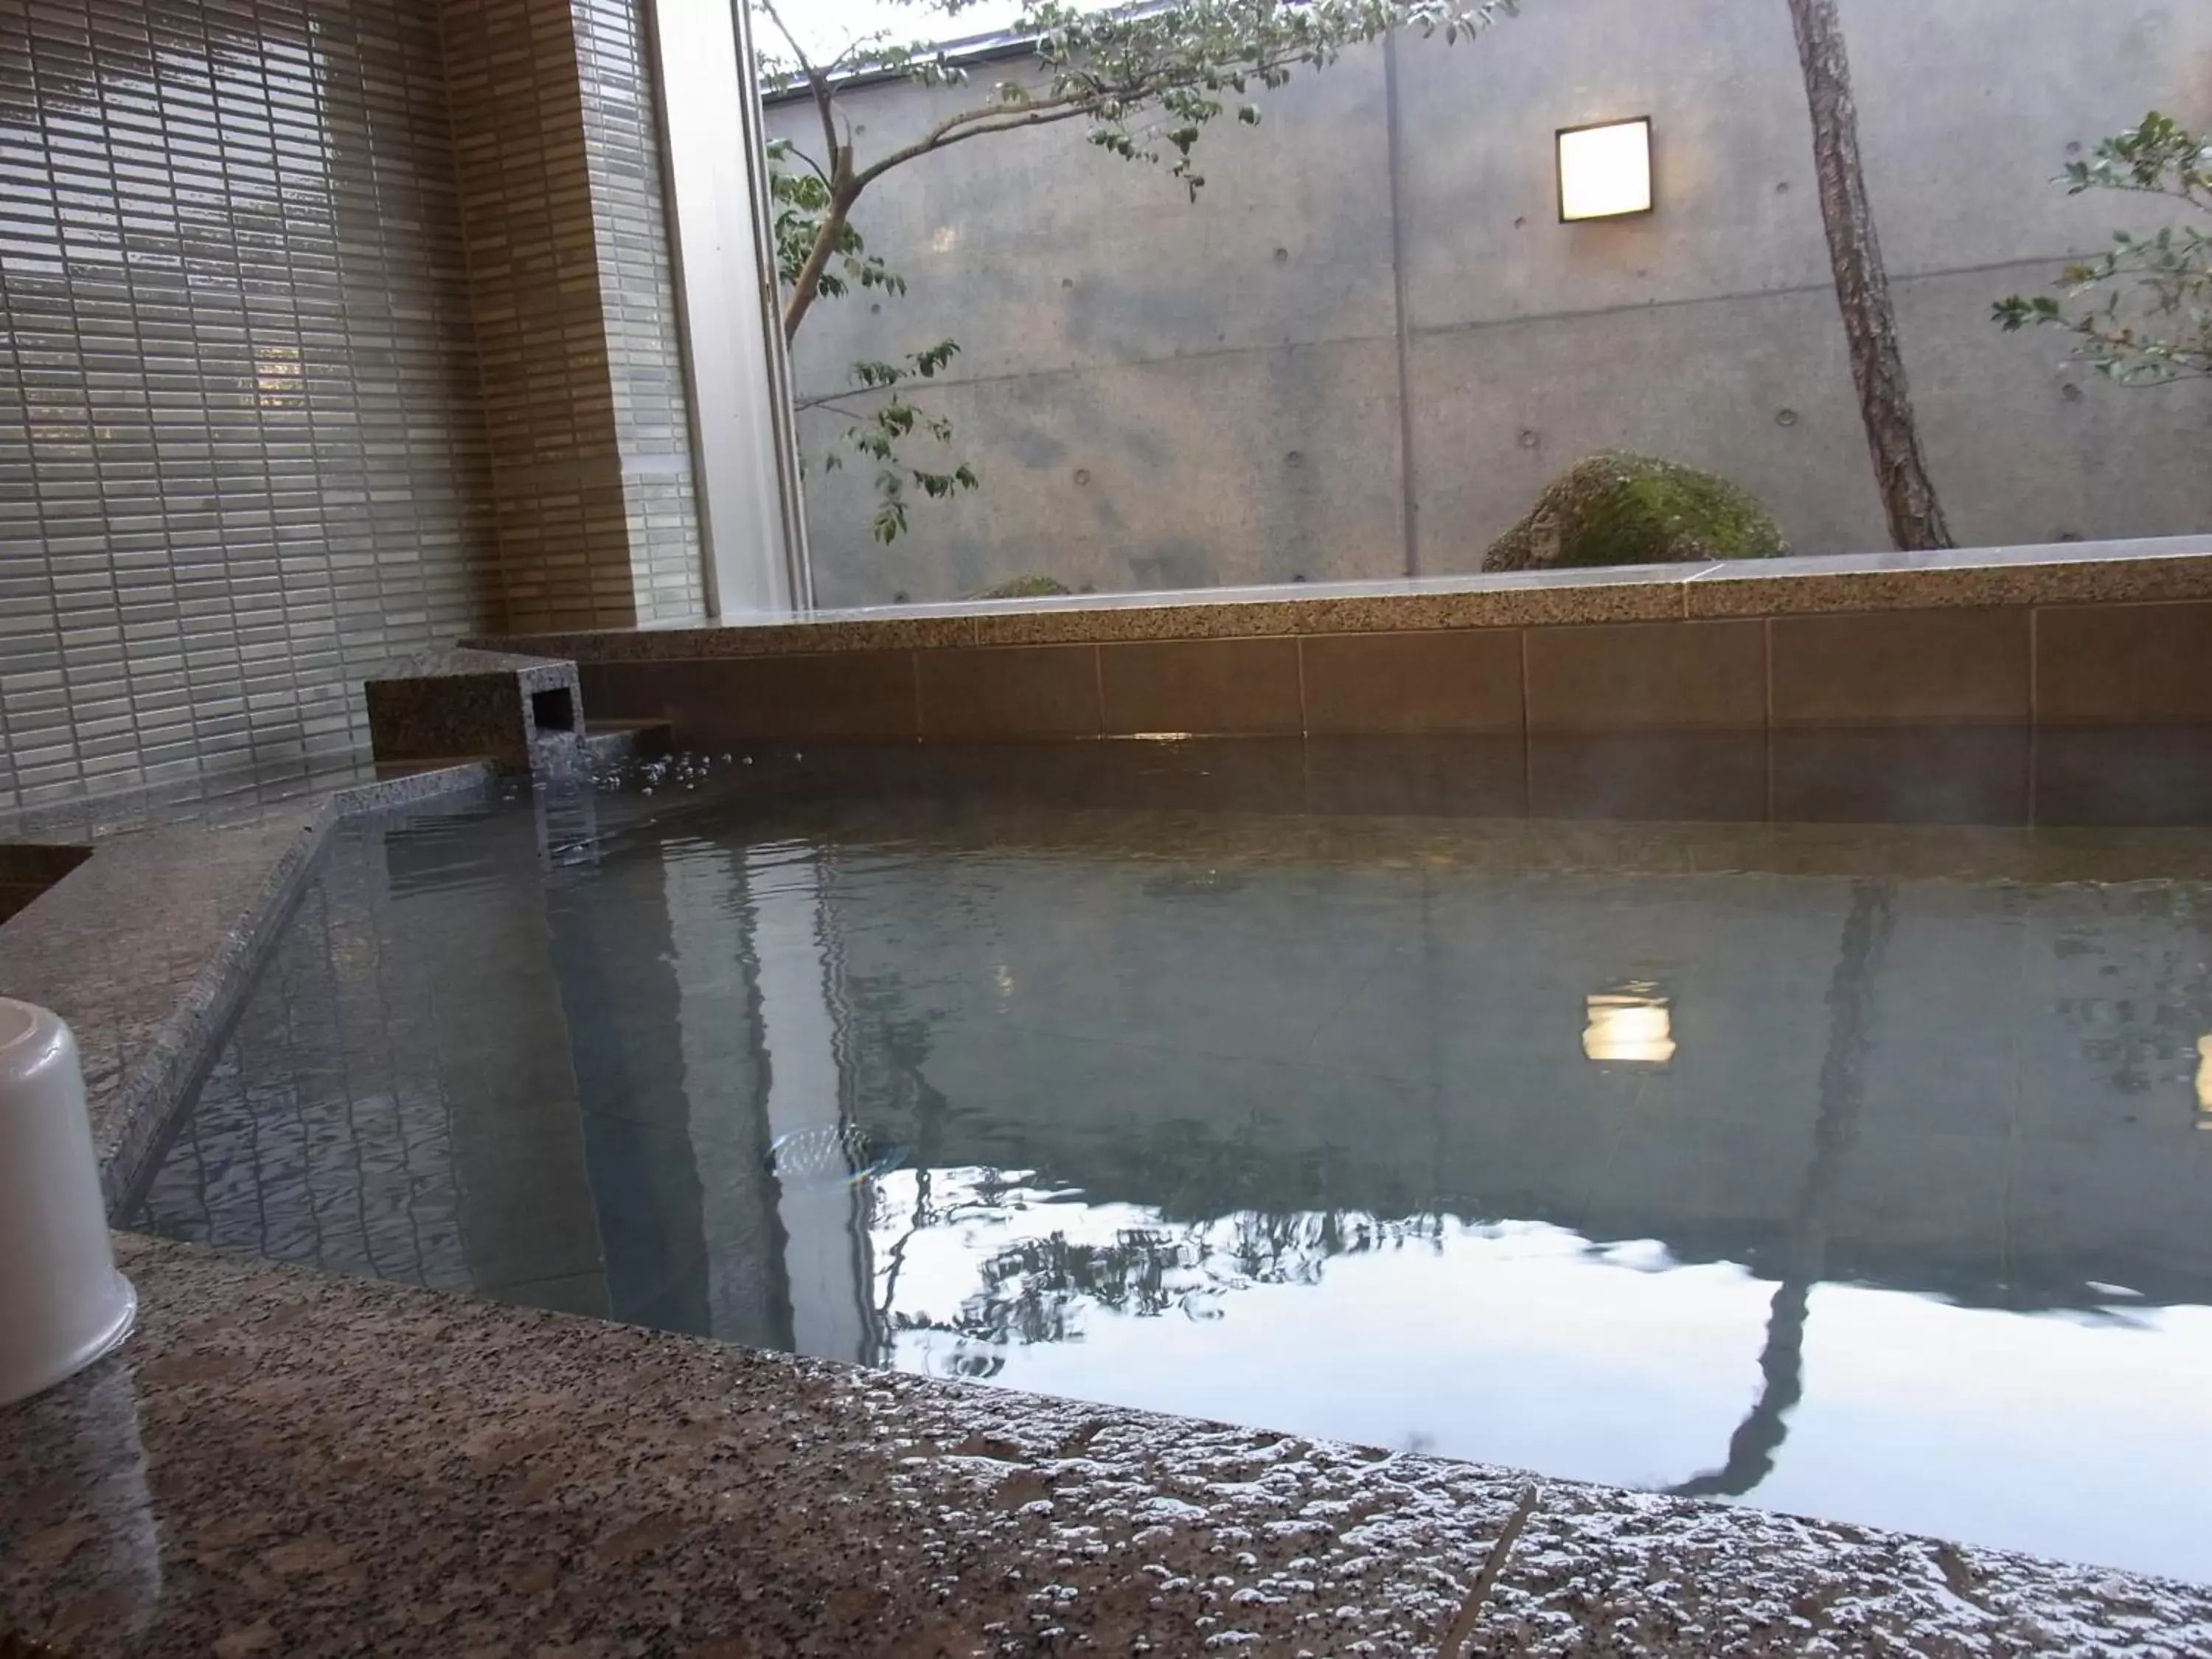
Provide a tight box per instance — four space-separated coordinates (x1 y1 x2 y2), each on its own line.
466 535 2212 661
5 1233 2208 1658
106 763 503 1208
0 762 498 1211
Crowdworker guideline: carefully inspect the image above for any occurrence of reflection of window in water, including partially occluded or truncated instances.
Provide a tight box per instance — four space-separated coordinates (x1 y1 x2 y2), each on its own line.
869 1173 1450 1370
1584 981 1675 1066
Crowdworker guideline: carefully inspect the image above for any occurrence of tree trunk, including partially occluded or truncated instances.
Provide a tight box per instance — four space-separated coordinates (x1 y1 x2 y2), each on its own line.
1787 0 1952 550
782 145 857 343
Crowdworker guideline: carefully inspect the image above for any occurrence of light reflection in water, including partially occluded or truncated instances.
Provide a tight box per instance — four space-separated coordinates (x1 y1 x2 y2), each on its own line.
1583 982 1677 1066
864 1169 2212 1581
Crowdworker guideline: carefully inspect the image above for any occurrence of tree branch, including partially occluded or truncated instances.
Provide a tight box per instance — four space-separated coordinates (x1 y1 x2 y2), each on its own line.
925 85 1096 143
844 29 1335 197
803 69 843 182
782 144 856 341
780 142 831 187
823 27 894 78
853 97 1102 191
2071 178 2212 212
794 392 898 420
758 0 843 173
754 0 813 77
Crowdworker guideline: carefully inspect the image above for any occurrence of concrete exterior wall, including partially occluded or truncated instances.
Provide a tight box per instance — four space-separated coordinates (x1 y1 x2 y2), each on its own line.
772 0 2212 606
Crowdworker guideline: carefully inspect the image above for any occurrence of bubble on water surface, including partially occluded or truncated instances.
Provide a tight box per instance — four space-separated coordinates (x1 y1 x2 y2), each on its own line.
765 1122 910 1188
1143 866 1248 900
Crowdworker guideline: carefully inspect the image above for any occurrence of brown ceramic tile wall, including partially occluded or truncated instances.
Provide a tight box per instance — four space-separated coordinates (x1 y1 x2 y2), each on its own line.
442 0 702 635
571 0 699 626
1523 620 1767 732
0 0 500 811
438 0 612 636
567 595 2212 750
582 651 917 742
917 645 1101 740
1299 630 1523 735
1100 638 1305 737
2034 601 2212 725
1769 609 2030 727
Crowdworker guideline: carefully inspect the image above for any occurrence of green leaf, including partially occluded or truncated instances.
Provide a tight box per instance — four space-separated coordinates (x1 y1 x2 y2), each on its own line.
1994 110 2212 386
768 1 1534 542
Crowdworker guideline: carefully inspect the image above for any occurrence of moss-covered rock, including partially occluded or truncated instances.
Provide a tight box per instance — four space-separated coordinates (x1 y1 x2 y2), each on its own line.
1482 452 1790 573
967 574 1072 601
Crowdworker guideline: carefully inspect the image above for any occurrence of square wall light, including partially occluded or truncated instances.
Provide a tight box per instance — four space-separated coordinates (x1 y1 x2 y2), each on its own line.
1558 116 1653 222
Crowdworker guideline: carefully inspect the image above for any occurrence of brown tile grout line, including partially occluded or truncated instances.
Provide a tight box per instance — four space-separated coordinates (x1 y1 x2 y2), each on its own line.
1514 625 1531 746
2027 605 2041 727
2026 606 2040 816
1518 628 1534 807
1762 617 1777 824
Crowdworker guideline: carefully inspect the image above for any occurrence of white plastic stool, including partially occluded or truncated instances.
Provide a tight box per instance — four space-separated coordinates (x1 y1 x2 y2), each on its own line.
0 998 136 1407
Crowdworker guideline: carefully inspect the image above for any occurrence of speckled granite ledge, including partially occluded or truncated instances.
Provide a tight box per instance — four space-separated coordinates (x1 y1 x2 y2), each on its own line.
3 1235 2205 1658
365 647 583 772
466 535 2212 660
0 759 495 1207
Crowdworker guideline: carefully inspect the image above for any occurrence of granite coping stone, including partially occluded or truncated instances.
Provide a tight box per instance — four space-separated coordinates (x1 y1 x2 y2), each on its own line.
365 647 577 686
364 650 586 773
0 752 481 845
1 1234 2205 1658
465 536 2212 661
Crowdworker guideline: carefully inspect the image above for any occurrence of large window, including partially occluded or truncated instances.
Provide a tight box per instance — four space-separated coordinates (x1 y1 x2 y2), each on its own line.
745 1 2212 609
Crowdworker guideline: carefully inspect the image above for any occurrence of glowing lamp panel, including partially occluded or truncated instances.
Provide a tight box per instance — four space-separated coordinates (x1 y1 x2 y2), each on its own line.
1559 119 1653 221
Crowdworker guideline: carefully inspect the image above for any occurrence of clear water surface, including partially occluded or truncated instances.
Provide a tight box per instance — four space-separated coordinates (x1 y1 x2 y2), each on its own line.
131 738 2212 1582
